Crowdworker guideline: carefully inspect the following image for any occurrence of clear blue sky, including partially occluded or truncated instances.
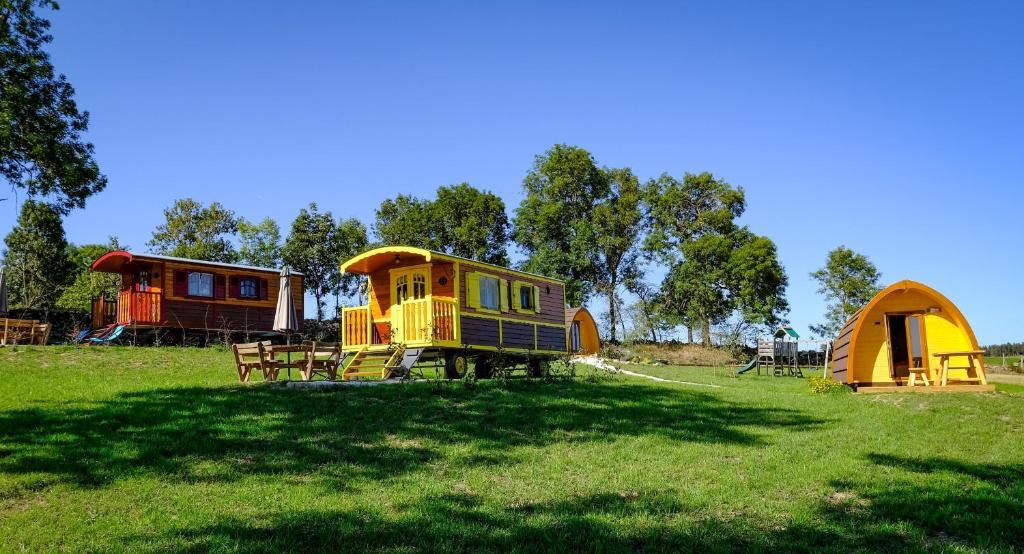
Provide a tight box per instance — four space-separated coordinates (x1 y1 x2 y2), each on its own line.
2 1 1021 343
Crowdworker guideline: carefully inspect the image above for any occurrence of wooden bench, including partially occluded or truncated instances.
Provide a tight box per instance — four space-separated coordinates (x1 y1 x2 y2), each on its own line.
231 341 276 383
932 350 987 387
300 341 344 381
1 318 50 346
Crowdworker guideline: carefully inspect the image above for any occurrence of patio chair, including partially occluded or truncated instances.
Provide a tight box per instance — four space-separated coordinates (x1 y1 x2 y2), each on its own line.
301 341 344 381
231 341 276 383
88 325 125 345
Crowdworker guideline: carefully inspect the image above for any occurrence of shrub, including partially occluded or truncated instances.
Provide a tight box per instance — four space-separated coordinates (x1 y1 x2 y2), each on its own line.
809 375 849 394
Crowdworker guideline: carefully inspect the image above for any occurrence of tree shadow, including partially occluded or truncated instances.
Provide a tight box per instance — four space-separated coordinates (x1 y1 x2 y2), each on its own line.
0 380 822 495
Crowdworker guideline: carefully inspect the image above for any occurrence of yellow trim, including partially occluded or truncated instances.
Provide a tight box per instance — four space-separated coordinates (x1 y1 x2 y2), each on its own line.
460 344 565 355
458 311 565 328
341 245 563 285
341 246 433 273
453 262 461 345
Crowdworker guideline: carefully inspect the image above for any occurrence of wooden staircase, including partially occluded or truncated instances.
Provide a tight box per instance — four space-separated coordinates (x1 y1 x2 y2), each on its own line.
342 346 406 380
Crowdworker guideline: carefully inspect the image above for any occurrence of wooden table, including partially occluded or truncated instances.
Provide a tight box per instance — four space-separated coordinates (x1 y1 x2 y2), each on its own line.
265 344 311 381
931 350 987 387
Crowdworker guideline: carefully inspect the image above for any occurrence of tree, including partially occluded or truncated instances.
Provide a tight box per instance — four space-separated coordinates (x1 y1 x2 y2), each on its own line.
1 199 73 310
1 0 106 213
432 183 510 265
56 237 122 312
592 167 644 343
513 144 609 306
646 172 788 345
148 199 239 262
331 217 369 316
281 203 345 322
237 217 282 268
809 246 882 338
373 183 510 265
373 194 433 250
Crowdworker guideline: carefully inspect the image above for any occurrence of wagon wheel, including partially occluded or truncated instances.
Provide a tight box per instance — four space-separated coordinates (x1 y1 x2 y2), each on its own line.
445 352 468 379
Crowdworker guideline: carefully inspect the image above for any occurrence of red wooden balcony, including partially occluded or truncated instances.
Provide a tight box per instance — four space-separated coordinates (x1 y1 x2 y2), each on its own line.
116 290 163 325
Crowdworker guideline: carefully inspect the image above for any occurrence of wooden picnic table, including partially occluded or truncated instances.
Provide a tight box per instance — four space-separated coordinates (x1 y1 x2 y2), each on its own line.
931 350 987 387
265 342 344 381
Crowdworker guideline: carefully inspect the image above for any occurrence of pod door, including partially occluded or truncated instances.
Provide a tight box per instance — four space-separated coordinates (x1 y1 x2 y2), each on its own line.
886 313 927 382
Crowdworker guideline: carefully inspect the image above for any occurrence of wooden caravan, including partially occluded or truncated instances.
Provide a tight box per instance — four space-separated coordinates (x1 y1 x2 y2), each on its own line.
89 251 304 334
340 246 568 379
831 280 992 392
566 307 600 355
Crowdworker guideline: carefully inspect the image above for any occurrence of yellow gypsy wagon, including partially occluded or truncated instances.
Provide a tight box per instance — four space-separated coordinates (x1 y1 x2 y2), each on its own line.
339 246 570 379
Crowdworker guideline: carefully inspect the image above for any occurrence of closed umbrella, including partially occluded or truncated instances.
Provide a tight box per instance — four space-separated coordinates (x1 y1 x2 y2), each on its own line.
0 266 8 315
273 266 299 342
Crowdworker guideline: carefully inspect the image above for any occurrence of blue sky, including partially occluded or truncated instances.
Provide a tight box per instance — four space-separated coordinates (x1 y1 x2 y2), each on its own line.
2 1 1021 343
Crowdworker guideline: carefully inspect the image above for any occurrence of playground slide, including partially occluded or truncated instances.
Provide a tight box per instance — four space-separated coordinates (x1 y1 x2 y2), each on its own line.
736 357 757 375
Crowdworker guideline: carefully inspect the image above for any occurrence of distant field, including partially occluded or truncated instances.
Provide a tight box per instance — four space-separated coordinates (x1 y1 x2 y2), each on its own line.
1 346 1022 552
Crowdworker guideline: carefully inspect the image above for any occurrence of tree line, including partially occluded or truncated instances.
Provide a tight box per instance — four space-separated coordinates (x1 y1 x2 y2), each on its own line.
1 1 904 345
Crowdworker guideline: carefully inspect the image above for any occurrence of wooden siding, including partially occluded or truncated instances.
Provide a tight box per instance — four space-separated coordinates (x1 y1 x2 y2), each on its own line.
830 310 860 383
458 264 565 327
502 321 534 349
461 315 500 347
368 260 454 320
538 325 567 351
155 260 303 331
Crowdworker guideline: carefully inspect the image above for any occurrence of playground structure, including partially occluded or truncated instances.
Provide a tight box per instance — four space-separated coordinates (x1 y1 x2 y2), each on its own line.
737 326 832 377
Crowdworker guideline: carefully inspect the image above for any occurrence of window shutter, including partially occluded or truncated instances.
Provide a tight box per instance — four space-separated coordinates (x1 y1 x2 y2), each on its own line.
214 274 226 300
511 281 522 311
499 278 509 312
533 285 541 314
229 276 240 298
466 272 479 308
260 278 269 300
173 271 188 296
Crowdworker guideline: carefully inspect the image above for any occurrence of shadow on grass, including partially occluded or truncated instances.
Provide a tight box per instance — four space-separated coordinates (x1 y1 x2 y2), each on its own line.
114 455 1024 553
0 379 820 492
119 451 1024 553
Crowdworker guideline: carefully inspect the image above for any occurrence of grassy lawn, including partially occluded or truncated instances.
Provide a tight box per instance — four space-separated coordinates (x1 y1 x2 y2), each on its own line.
1 347 1023 552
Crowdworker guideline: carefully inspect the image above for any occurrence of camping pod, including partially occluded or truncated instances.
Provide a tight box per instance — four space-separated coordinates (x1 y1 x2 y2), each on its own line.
566 307 600 355
831 280 989 390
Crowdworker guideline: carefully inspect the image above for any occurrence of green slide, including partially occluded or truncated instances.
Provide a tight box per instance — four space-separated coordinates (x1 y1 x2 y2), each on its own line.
736 357 757 375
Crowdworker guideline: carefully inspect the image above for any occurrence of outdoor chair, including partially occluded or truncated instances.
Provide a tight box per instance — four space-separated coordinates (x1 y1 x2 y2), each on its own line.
301 341 344 381
231 341 276 383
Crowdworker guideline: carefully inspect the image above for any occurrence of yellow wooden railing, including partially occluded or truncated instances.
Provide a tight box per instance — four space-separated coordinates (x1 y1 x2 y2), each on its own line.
117 290 162 324
342 305 371 348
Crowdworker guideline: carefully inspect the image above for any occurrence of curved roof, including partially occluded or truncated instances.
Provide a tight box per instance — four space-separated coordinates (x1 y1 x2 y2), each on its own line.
340 245 564 283
91 250 301 275
565 306 596 327
832 280 979 382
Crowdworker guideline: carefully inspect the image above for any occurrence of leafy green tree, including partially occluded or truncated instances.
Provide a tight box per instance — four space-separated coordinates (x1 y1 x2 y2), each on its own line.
373 183 510 265
331 217 369 315
282 203 345 322
432 183 509 265
810 246 882 338
513 144 609 306
148 199 239 262
373 195 433 249
56 237 122 312
647 172 787 345
1 0 106 213
1 199 73 310
237 217 282 268
592 167 644 342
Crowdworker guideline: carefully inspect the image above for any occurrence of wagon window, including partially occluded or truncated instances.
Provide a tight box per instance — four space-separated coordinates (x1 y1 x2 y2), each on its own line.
479 276 500 311
519 285 534 310
187 272 213 297
239 277 258 299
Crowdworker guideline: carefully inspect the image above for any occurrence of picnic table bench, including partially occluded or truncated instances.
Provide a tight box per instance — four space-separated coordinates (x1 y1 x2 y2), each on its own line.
932 350 987 387
231 341 344 382
1 318 51 346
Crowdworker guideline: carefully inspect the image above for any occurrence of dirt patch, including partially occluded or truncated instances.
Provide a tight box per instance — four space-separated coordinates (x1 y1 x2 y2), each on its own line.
617 343 738 366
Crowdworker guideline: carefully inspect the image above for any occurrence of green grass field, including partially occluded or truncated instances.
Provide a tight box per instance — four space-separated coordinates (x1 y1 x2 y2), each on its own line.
1 346 1023 552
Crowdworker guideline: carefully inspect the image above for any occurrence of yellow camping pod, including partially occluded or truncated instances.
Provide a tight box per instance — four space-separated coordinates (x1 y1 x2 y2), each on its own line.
831 280 991 391
566 307 600 355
